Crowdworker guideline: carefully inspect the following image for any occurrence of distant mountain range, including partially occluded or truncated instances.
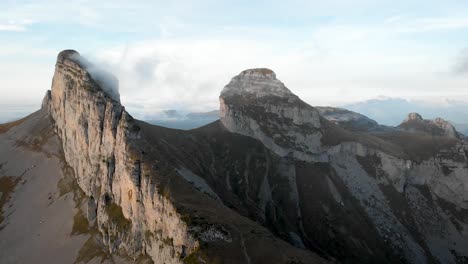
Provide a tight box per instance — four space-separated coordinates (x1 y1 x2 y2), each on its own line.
343 97 468 125
146 98 468 136
146 110 219 130
454 122 468 136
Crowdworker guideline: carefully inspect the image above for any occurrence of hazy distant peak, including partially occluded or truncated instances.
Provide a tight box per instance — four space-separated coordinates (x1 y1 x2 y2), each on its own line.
315 106 390 132
400 112 461 138
405 112 423 122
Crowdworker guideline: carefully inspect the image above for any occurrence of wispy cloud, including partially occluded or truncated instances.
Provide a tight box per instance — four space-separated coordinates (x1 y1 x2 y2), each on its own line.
453 48 468 75
1 0 468 120
390 17 468 33
0 24 26 31
0 19 34 32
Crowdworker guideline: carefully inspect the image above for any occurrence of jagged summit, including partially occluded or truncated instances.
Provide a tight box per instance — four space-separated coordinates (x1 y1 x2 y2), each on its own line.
221 68 295 98
220 68 323 161
57 49 80 63
54 49 120 102
405 112 423 122
399 112 461 138
239 68 276 78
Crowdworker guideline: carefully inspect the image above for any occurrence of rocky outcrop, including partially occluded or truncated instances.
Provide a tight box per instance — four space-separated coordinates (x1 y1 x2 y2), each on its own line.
43 50 199 263
399 112 462 139
220 68 323 162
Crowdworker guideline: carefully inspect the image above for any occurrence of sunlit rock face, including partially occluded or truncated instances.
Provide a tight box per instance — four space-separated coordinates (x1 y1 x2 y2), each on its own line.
43 50 199 263
220 68 323 162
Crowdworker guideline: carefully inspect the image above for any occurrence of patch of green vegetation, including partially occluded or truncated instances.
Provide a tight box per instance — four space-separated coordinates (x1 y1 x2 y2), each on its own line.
74 236 111 264
0 176 20 225
183 249 203 264
105 202 131 231
181 214 192 225
157 184 171 199
57 166 86 208
0 117 26 134
135 254 155 264
71 209 90 235
82 83 95 92
57 173 74 196
183 253 200 264
144 230 154 242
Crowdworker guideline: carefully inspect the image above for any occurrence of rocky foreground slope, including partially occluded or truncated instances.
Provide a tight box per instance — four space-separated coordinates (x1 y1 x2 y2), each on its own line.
1 50 468 264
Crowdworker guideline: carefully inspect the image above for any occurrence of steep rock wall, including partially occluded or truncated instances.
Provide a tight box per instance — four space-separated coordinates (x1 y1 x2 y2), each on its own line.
220 69 324 162
43 50 199 263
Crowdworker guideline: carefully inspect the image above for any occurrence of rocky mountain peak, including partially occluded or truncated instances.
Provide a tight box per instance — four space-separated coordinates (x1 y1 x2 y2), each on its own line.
219 68 323 161
221 68 294 98
57 49 80 63
54 49 120 102
400 112 461 138
239 68 276 79
405 112 423 122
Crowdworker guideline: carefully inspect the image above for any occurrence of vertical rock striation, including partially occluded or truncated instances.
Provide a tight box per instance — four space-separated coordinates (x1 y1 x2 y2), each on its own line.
43 50 199 263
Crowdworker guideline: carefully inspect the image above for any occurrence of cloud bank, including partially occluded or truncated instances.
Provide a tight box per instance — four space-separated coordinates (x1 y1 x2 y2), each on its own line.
2 1 468 122
71 53 120 102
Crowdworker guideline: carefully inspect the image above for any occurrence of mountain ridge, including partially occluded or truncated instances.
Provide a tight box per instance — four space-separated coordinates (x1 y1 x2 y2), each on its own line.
1 51 468 264
41 50 328 263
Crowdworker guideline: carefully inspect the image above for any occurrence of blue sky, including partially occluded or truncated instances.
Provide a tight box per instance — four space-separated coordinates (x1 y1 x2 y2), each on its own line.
1 0 468 121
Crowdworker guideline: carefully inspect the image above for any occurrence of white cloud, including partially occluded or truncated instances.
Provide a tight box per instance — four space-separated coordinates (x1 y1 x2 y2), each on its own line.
0 19 34 32
2 1 468 121
81 34 468 120
0 24 26 31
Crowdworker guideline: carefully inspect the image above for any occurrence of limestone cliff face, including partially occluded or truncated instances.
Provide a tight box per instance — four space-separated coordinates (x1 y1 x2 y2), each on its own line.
220 68 323 162
43 50 199 263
